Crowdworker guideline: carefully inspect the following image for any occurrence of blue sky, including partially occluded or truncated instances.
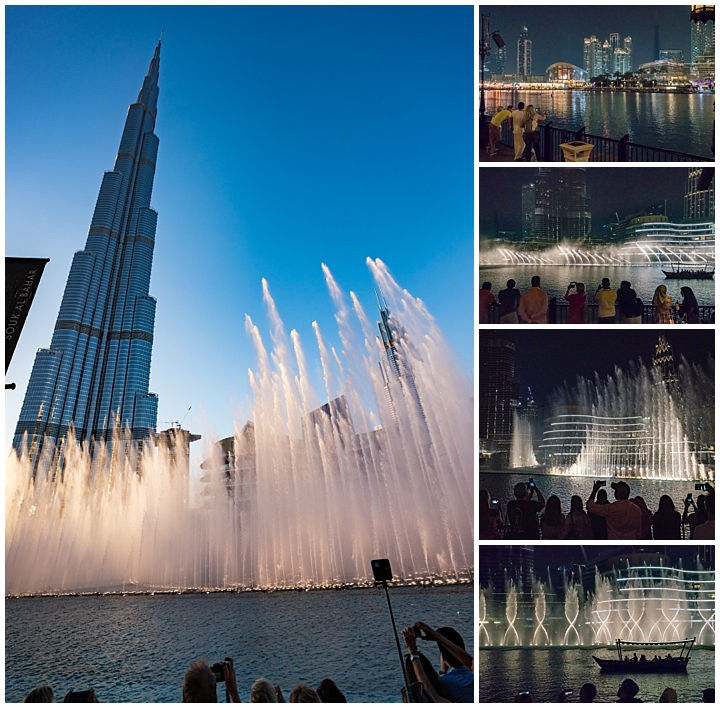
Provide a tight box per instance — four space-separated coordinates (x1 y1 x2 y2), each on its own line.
5 5 474 447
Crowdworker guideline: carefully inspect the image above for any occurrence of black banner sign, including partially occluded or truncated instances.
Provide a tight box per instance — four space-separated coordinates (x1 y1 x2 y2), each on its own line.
6 257 50 372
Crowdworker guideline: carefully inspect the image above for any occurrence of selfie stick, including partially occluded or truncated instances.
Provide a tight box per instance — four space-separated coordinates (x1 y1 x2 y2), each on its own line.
380 579 413 702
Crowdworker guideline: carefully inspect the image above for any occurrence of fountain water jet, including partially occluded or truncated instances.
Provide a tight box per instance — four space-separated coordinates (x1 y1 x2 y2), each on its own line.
6 260 473 595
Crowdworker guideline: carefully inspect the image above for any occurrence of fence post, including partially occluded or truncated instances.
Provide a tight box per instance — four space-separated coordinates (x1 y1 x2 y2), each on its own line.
543 122 554 162
618 134 630 162
574 126 586 141
548 297 557 324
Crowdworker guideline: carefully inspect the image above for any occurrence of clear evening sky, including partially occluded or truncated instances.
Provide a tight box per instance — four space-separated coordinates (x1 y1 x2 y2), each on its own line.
5 6 473 449
482 5 696 72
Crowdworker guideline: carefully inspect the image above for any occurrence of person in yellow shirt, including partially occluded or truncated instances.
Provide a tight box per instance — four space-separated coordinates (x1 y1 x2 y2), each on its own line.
594 278 618 323
488 105 513 156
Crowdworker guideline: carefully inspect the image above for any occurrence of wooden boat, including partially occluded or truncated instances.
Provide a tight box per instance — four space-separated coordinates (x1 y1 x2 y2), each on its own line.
662 264 715 279
592 639 694 674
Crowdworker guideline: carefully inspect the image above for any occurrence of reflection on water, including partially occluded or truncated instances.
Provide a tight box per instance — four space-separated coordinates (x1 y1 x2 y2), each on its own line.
5 586 473 703
477 264 715 306
485 90 714 157
479 471 706 520
477 647 715 703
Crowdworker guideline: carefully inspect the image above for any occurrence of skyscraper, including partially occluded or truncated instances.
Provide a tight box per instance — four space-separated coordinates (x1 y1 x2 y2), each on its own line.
517 25 532 76
478 331 519 467
521 183 535 242
14 42 162 463
684 167 715 221
691 14 715 79
533 168 591 244
583 36 604 78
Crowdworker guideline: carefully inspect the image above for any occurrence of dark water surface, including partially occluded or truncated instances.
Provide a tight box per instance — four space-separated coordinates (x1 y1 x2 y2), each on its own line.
485 90 714 157
477 646 715 703
5 585 472 703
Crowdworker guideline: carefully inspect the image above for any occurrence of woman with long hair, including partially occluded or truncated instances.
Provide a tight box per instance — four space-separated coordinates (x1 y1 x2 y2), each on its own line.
540 495 564 540
560 495 593 539
677 286 699 323
520 105 546 161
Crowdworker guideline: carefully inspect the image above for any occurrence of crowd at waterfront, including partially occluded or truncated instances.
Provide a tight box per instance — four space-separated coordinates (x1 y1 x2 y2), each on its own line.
479 480 715 541
487 102 546 161
479 276 705 324
20 622 474 704
509 680 714 703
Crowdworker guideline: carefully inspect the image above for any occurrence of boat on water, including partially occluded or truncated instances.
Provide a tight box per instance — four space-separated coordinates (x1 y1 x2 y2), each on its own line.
593 639 695 674
663 264 715 279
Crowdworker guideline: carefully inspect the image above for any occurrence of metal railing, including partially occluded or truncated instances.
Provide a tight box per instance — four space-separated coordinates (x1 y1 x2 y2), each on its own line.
484 300 714 324
499 121 713 162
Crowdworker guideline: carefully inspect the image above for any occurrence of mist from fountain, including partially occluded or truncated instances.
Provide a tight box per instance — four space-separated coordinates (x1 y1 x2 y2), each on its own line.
510 412 538 468
6 259 473 596
535 357 714 481
478 564 715 648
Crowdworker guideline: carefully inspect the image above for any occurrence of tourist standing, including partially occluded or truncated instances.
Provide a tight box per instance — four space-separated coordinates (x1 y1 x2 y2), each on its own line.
677 286 699 323
511 102 526 160
506 481 546 539
488 105 513 156
616 281 643 324
520 105 546 162
497 279 521 324
652 285 674 324
561 495 593 539
478 282 498 324
594 278 617 323
540 495 565 539
588 488 609 539
652 495 682 540
586 481 642 540
518 276 548 324
564 282 587 323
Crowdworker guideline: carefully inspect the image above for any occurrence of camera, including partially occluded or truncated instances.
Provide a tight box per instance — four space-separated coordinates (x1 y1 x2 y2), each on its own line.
413 625 425 638
569 282 576 288
211 662 226 683
528 478 535 488
695 483 708 491
597 480 606 487
371 558 393 583
686 493 693 503
491 498 499 505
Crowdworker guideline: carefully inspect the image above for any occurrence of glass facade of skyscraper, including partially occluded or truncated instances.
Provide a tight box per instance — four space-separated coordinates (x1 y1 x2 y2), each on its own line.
14 42 162 460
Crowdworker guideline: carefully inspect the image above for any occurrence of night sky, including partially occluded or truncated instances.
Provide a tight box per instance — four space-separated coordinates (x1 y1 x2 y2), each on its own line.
512 329 714 405
479 167 690 238
481 6 694 74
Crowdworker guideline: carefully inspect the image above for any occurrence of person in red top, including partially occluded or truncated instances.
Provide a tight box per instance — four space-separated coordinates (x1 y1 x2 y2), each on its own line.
564 282 587 324
478 282 498 324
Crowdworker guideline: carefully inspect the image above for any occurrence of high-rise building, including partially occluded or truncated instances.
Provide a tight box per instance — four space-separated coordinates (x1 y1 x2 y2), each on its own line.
652 334 679 389
654 24 661 60
583 35 604 78
517 25 532 76
685 167 715 221
533 168 591 244
660 48 684 63
691 15 715 79
521 183 535 242
488 44 507 77
14 42 162 464
478 331 519 467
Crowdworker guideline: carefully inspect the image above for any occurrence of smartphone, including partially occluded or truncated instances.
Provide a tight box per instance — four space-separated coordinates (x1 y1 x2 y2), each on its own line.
564 689 573 697
686 493 693 503
569 282 576 288
371 558 393 583
528 478 535 488
597 480 606 487
491 498 499 505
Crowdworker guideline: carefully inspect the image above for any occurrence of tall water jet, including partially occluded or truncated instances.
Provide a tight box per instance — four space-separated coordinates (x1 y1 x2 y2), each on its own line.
510 412 538 468
6 260 473 595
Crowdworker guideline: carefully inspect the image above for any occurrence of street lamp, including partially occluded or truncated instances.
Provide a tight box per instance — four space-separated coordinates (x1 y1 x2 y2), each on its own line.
479 14 505 151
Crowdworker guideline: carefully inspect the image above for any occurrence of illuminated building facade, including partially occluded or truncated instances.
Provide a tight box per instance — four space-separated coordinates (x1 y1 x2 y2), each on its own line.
517 25 532 76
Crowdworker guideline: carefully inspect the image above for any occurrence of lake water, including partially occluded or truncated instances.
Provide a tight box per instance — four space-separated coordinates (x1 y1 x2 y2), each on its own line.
5 585 473 703
479 470 708 528
484 90 714 158
477 646 715 703
477 264 715 307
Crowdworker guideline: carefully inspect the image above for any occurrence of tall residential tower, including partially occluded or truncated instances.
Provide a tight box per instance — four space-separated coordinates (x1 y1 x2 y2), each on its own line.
14 42 162 463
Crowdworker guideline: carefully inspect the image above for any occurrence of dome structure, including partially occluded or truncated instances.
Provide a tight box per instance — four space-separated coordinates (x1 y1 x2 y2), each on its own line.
545 62 588 83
